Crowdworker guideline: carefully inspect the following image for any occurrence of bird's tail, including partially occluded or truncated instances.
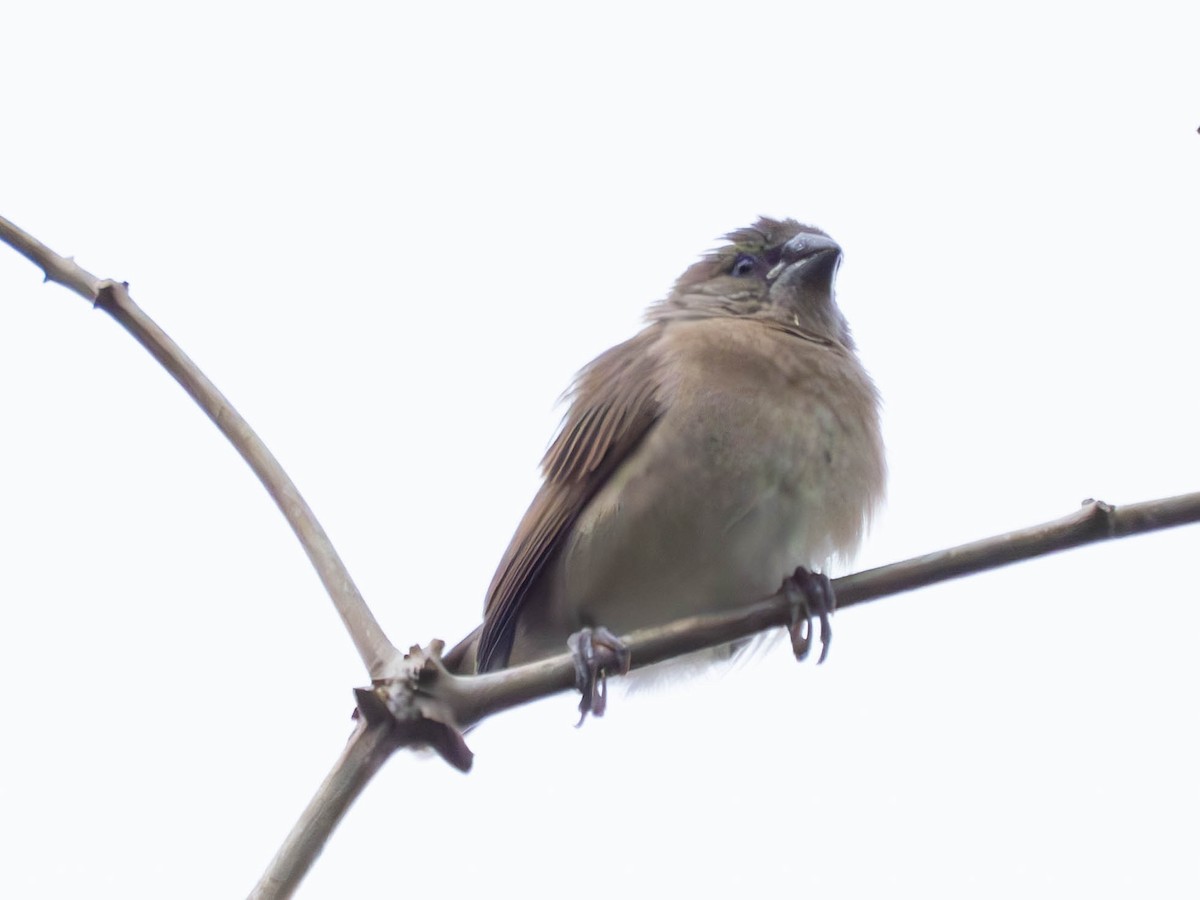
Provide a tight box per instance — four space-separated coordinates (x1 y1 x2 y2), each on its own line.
440 625 482 675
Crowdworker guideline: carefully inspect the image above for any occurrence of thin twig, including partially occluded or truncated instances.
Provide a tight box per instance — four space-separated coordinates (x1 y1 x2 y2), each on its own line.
0 214 399 678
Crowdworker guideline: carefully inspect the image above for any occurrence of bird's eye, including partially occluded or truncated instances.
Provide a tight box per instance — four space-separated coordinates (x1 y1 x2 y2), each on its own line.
731 253 758 277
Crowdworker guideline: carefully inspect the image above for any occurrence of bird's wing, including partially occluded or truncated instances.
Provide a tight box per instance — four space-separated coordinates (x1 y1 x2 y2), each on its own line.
476 324 666 671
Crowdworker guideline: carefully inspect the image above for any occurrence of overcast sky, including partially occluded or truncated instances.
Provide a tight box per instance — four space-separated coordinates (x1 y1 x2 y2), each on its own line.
3 2 1199 897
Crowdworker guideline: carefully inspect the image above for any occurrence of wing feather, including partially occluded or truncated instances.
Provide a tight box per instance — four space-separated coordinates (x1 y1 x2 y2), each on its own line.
476 324 666 671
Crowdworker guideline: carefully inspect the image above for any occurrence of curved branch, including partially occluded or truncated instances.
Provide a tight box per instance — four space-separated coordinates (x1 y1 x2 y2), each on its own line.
0 214 399 678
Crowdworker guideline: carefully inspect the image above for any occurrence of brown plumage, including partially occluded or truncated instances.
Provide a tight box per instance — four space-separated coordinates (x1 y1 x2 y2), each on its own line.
447 217 885 677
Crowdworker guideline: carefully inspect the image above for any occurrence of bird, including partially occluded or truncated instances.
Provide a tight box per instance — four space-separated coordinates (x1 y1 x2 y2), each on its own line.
444 217 885 716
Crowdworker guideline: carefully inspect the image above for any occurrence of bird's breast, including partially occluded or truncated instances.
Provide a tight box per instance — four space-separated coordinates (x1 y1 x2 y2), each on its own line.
548 316 884 639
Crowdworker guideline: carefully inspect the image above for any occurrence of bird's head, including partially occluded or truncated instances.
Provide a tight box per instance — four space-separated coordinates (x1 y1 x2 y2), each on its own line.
651 217 853 349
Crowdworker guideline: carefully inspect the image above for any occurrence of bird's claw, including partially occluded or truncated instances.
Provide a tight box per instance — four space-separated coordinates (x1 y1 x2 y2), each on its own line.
566 625 631 726
783 567 836 664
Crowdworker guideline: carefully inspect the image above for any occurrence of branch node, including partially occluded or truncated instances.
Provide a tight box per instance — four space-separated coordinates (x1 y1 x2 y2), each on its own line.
1080 497 1117 537
93 279 129 311
354 641 473 772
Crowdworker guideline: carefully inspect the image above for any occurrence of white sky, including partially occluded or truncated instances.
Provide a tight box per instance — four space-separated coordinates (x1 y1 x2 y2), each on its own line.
3 2 1199 897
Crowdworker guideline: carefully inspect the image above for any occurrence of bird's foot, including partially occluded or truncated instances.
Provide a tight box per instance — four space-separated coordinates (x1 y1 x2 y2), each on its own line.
782 567 836 664
566 625 631 726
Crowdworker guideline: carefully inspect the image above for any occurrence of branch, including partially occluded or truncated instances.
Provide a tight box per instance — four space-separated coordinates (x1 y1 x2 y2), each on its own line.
249 642 472 900
250 492 1199 898
248 720 396 900
0 214 400 678
419 493 1200 732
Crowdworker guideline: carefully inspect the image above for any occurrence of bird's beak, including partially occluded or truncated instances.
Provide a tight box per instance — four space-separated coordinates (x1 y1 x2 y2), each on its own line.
768 232 842 297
